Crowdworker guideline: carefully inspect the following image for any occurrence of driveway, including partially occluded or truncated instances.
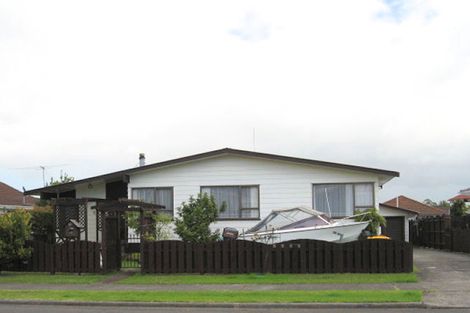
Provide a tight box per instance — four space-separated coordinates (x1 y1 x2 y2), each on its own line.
414 247 470 307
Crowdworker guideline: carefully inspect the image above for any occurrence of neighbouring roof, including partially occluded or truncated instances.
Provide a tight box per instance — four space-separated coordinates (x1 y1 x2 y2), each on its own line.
379 203 418 215
24 147 400 196
449 187 470 202
0 181 37 207
382 195 448 216
449 194 470 202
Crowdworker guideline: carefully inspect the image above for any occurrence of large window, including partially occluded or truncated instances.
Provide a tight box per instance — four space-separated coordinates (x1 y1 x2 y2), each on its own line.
312 183 374 217
201 185 259 220
131 187 174 215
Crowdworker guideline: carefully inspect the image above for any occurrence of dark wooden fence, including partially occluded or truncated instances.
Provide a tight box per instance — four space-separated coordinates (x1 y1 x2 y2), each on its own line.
410 216 470 253
4 240 101 273
142 239 413 274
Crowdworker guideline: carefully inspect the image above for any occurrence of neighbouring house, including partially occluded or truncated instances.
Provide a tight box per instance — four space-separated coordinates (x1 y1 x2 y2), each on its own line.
0 181 37 212
379 195 449 242
24 148 400 242
449 188 470 204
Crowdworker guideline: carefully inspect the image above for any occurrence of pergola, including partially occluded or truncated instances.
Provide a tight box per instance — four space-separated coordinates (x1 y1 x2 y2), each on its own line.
52 198 165 242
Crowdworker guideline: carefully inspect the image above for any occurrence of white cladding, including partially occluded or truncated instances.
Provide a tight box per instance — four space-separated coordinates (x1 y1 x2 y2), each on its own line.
128 154 382 233
76 182 105 241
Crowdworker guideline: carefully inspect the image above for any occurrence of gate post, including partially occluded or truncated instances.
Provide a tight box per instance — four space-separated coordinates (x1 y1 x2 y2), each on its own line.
140 208 145 274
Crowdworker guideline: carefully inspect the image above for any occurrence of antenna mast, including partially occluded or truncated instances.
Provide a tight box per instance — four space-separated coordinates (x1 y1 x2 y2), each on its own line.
252 128 256 151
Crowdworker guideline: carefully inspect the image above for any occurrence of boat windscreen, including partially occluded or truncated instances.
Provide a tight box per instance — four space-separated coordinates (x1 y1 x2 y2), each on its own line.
279 216 329 230
246 208 317 233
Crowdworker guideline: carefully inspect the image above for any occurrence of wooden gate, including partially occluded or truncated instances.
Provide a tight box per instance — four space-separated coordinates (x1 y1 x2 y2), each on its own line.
102 216 121 271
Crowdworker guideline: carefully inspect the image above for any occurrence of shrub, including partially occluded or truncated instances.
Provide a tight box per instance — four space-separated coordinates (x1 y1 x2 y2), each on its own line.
126 212 173 241
30 205 55 243
174 193 223 243
0 209 32 270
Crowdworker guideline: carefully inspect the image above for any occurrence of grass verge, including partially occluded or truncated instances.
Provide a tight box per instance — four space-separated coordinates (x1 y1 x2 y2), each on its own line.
0 289 422 303
119 272 418 285
0 272 108 284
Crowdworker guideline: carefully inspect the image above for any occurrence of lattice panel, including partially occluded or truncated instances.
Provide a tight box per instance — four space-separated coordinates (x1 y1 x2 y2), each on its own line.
55 203 88 241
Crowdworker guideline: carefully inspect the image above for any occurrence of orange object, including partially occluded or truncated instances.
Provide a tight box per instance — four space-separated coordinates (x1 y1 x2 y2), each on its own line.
367 235 391 240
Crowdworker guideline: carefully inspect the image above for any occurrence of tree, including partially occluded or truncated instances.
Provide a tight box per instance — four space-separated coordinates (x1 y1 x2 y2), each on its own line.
174 193 223 243
423 199 437 207
48 171 74 186
423 199 450 209
0 210 32 271
450 200 468 217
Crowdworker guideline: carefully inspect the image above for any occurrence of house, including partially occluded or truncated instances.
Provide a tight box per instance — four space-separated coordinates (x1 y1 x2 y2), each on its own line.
382 195 449 216
379 195 449 242
449 188 470 204
0 181 37 212
24 148 400 241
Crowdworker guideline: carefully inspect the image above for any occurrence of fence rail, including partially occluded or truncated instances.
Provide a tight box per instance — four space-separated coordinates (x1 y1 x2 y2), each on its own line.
410 216 470 253
142 239 413 274
4 240 101 273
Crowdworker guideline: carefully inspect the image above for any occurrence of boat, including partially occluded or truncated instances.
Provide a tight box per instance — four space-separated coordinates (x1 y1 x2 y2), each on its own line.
240 207 369 244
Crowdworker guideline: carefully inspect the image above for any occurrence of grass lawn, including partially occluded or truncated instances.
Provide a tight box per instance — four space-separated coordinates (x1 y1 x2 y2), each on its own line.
119 272 418 285
0 289 423 303
0 272 108 284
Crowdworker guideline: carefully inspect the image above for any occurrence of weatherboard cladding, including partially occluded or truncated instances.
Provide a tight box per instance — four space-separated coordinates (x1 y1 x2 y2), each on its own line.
128 154 383 231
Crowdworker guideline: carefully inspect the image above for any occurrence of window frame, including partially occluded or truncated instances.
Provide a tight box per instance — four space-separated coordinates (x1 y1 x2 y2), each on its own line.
200 184 260 221
312 182 375 217
131 187 174 216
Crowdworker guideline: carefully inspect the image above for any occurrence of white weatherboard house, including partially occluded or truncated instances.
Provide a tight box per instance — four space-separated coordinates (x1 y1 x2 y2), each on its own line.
25 148 401 241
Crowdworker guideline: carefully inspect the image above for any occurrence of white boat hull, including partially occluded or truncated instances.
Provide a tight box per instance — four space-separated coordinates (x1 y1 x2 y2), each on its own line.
242 221 369 244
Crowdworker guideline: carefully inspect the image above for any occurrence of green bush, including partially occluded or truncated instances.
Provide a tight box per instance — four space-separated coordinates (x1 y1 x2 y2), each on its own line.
174 193 223 243
126 212 173 241
450 199 468 217
30 205 55 243
0 209 32 269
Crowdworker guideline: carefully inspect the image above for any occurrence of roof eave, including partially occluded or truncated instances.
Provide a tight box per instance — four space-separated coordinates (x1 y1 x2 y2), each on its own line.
24 148 399 196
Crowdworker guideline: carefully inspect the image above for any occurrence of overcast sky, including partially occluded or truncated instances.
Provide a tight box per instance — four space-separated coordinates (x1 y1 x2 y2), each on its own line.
1 0 469 203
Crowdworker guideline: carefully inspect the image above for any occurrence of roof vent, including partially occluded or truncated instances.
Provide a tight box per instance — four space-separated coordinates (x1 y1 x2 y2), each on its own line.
139 153 145 167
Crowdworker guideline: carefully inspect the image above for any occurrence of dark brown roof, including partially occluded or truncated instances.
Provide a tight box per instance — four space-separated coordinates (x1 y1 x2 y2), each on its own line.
383 195 448 216
25 147 400 195
0 182 37 207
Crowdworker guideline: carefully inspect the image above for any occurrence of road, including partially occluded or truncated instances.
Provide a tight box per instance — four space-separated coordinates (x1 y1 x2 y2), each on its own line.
0 305 470 313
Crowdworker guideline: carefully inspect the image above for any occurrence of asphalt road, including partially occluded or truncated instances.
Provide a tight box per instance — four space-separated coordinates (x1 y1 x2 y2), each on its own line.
1 305 470 313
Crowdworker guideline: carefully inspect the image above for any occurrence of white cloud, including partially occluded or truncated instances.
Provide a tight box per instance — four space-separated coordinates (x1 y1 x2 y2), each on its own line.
229 12 272 42
0 0 470 202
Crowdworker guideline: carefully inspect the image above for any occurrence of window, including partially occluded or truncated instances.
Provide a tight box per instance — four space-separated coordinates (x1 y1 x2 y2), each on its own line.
131 187 174 215
312 183 374 217
201 185 260 220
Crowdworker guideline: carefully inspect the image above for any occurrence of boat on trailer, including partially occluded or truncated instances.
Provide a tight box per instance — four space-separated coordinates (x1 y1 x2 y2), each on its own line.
240 207 369 244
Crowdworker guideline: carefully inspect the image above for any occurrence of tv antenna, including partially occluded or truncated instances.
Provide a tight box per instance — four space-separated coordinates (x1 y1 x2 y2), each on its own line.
11 164 69 186
252 128 256 151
